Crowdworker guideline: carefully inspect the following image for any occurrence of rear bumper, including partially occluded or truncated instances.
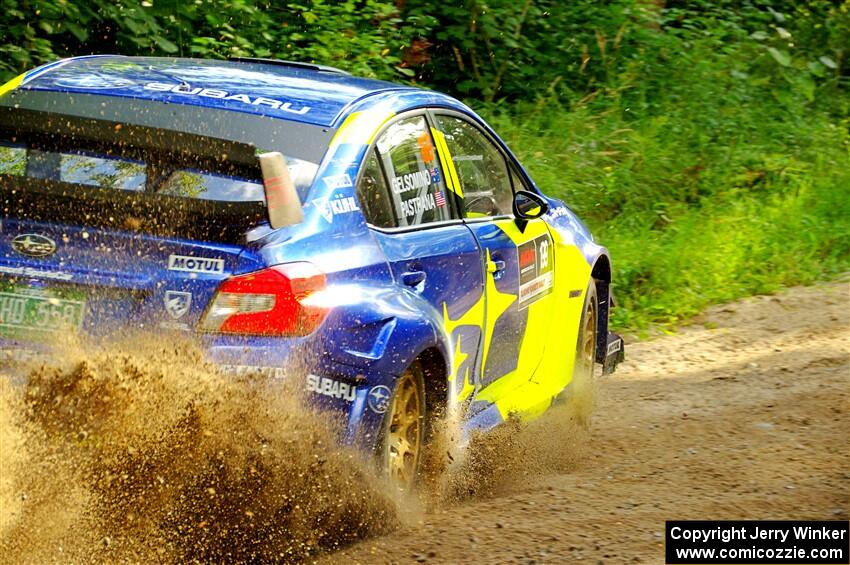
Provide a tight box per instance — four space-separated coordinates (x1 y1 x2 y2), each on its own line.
602 332 625 375
204 337 394 450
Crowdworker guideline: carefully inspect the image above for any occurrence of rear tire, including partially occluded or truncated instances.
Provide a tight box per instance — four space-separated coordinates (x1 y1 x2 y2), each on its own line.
376 362 426 490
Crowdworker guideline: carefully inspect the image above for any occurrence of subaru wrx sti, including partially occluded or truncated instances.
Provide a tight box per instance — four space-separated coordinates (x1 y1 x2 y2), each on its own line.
0 56 623 485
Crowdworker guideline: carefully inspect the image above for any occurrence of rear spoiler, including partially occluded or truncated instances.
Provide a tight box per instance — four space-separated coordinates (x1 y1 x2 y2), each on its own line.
259 152 303 229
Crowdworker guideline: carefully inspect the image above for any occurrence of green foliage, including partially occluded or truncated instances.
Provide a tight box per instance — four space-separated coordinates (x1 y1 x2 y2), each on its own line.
485 90 849 330
404 0 634 101
0 0 435 81
478 1 849 329
0 0 847 330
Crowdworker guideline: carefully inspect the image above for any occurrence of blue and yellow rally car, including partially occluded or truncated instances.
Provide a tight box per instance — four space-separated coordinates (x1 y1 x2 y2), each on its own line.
0 56 623 485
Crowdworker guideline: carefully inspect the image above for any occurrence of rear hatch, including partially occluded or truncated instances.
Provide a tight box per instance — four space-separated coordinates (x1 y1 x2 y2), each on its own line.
0 106 274 348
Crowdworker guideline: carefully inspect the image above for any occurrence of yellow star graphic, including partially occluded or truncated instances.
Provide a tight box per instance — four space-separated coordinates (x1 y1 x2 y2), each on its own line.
442 248 517 402
451 333 472 401
479 248 517 375
443 298 481 402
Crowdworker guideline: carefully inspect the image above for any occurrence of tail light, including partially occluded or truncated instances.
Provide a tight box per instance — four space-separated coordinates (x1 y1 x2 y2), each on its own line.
200 262 327 336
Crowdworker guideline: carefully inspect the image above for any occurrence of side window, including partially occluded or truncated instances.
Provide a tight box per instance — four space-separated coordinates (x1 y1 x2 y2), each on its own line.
435 115 513 218
510 165 529 193
357 149 396 228
373 115 451 228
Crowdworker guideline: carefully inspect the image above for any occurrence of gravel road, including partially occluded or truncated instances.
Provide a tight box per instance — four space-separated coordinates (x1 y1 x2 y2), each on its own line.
321 281 849 565
1 282 846 564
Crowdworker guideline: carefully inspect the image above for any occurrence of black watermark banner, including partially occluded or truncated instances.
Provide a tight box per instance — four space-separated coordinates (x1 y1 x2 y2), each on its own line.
666 521 849 564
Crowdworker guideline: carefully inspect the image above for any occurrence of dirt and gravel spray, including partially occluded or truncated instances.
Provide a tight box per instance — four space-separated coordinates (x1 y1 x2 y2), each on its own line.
0 336 402 563
0 335 597 563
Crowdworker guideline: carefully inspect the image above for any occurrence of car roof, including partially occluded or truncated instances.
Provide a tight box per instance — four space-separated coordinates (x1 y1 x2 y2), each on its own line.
14 55 419 128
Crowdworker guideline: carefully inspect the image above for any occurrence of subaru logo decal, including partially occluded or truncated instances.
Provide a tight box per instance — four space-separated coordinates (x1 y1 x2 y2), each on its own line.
11 234 57 258
367 385 391 414
164 290 192 319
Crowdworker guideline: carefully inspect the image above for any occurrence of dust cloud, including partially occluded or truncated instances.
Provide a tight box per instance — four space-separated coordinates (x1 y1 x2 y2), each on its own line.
0 336 596 563
0 337 400 564
423 366 596 504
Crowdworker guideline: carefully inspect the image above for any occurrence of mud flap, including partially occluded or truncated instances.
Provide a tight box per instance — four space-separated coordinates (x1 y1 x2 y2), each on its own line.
602 332 624 375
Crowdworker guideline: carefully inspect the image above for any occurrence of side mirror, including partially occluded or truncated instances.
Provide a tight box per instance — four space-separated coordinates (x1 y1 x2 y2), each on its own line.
513 190 548 231
258 152 304 229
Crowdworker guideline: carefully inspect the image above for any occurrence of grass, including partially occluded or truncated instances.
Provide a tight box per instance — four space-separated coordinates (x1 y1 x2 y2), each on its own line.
478 83 849 331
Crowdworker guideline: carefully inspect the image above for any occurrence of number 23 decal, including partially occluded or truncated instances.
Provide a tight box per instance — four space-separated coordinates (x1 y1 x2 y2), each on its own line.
517 233 554 308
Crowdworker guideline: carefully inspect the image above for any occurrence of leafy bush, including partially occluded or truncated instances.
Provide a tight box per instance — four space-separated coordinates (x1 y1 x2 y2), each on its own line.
0 0 847 330
0 0 435 81
478 1 849 328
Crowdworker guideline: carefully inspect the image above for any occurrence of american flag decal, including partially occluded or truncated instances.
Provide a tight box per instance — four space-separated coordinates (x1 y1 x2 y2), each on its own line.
434 190 446 207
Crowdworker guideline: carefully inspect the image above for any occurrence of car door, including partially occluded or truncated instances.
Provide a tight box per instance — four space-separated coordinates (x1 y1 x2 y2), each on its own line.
356 113 485 403
430 112 557 414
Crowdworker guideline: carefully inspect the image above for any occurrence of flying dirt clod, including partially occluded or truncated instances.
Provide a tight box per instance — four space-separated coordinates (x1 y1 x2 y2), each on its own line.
0 337 400 564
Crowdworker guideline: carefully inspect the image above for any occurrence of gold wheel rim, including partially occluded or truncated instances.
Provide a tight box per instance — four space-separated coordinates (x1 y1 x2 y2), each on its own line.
385 370 422 487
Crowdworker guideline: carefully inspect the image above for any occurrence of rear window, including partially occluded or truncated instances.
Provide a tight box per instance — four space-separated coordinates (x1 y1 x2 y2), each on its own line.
26 149 147 191
0 93 335 242
0 143 318 202
0 124 309 244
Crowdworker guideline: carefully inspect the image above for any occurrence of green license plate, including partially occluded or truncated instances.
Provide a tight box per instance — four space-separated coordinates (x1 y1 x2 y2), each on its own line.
0 283 86 341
